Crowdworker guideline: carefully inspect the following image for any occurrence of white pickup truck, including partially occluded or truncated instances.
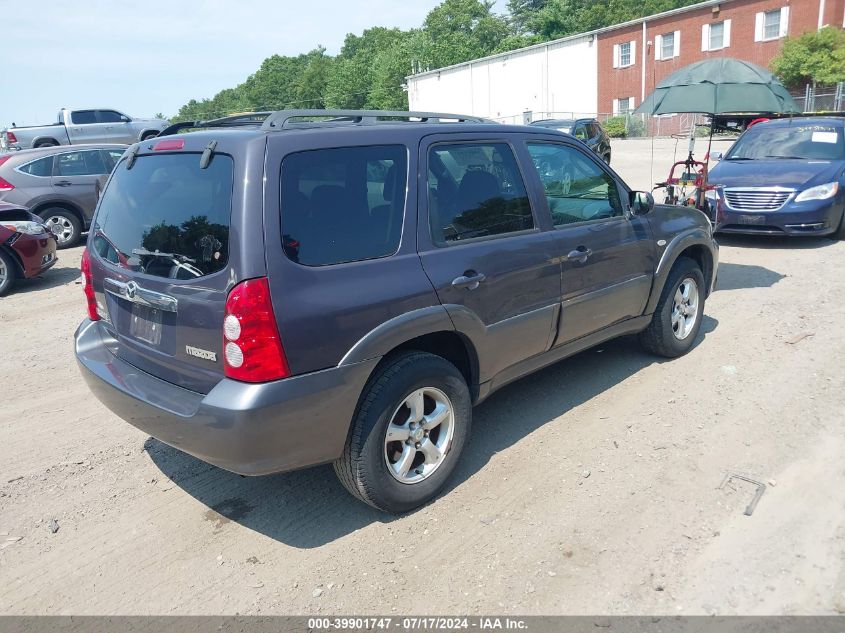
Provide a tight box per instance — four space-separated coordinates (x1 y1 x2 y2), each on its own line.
1 108 169 150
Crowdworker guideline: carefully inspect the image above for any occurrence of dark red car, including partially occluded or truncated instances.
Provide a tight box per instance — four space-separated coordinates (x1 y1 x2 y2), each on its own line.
0 202 58 296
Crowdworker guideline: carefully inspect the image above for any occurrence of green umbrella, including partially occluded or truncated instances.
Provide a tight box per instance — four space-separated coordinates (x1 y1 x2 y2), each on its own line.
635 58 800 115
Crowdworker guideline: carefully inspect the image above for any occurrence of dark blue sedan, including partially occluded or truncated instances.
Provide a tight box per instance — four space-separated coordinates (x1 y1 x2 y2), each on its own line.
708 117 845 239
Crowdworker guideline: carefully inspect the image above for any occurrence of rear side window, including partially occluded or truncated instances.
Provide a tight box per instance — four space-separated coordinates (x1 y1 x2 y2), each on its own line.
93 153 233 279
97 110 125 123
55 151 108 176
71 110 97 125
280 145 407 266
17 156 53 177
427 142 534 245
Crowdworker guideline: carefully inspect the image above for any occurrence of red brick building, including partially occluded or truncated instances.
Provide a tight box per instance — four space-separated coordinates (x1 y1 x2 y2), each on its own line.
598 0 844 121
408 0 842 130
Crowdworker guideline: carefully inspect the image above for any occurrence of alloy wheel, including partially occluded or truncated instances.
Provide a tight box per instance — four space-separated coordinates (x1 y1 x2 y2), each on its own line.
671 277 699 340
44 215 74 245
383 387 455 485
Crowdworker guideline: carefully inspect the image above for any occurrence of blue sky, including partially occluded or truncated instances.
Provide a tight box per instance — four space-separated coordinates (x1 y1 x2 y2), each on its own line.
1 0 505 127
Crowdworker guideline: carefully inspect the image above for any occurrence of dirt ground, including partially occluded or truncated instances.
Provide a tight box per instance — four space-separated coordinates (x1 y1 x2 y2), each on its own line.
1 139 844 615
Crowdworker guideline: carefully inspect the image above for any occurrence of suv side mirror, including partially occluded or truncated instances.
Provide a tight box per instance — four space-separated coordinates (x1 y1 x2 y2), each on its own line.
710 151 723 161
631 191 654 215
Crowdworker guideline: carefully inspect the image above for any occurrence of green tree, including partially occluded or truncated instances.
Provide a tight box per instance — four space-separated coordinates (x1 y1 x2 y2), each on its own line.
507 0 549 34
241 53 310 110
771 26 845 88
292 47 334 108
415 0 511 70
367 33 420 109
325 28 410 109
528 0 701 41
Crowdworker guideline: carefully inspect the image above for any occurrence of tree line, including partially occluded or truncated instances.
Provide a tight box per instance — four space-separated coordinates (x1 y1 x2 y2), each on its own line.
173 0 703 121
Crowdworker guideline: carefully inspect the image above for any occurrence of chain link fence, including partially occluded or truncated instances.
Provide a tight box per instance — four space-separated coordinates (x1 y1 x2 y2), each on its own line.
790 83 845 112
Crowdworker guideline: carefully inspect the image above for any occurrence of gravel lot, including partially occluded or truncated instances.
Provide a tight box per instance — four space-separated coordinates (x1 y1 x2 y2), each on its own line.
1 139 843 615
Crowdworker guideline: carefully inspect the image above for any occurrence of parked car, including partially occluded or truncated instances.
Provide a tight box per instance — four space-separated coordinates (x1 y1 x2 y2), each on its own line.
0 203 58 296
708 117 845 239
529 118 612 164
74 109 718 513
2 108 167 150
0 145 127 248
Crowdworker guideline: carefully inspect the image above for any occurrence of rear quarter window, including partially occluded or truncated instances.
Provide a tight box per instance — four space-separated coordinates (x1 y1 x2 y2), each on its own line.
280 145 408 266
17 156 53 177
93 153 233 279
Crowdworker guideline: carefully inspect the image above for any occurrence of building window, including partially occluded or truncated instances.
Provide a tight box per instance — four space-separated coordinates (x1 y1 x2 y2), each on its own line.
613 40 636 68
710 22 724 48
661 32 675 59
620 42 631 66
702 20 731 51
655 31 680 60
755 7 789 41
614 97 634 115
764 10 780 38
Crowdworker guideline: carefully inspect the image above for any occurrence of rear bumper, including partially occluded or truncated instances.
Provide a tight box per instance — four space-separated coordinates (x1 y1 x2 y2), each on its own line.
75 319 379 475
716 198 844 236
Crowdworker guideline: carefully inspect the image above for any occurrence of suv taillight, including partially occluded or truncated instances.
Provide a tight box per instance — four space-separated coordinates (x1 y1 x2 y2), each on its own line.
223 277 289 382
80 248 100 321
5 131 17 143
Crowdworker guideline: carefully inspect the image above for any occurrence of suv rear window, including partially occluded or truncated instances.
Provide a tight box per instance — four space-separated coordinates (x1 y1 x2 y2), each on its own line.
93 153 233 279
280 145 407 266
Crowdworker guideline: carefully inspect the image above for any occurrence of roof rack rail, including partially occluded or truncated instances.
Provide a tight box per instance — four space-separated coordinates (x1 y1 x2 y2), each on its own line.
158 112 273 137
260 109 493 130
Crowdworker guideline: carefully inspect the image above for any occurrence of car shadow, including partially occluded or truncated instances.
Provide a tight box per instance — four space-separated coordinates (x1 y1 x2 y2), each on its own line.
13 265 80 294
145 316 718 549
716 234 836 250
715 262 785 291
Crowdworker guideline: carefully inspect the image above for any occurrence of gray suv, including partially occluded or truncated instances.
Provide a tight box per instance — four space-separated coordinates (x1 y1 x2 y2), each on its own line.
74 110 718 513
0 145 127 247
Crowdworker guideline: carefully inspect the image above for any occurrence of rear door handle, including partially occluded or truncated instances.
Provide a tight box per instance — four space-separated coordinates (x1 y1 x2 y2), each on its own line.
451 272 486 290
566 247 593 263
55 180 73 187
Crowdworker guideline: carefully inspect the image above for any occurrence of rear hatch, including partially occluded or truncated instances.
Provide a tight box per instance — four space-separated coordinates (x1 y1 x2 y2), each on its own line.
88 144 243 393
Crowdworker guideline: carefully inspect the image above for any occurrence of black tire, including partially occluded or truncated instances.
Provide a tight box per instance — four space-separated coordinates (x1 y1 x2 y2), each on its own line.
34 140 58 148
39 208 81 249
0 250 18 297
639 257 706 358
334 351 472 513
141 131 158 141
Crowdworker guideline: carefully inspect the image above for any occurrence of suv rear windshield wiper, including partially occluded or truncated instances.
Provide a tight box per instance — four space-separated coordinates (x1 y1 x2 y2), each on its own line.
131 248 196 263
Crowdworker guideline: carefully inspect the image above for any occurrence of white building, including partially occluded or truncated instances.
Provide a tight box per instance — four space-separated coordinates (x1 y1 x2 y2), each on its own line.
407 33 598 123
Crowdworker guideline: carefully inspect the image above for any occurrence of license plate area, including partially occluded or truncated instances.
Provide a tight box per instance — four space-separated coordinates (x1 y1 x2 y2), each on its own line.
129 304 162 345
737 214 765 225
